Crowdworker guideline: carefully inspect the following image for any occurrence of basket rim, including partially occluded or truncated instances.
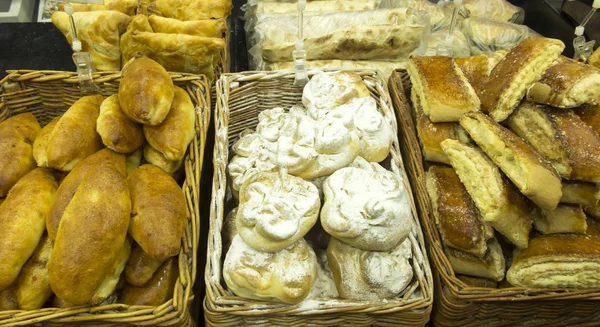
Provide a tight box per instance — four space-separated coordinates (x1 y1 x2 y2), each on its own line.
388 68 600 302
205 69 434 320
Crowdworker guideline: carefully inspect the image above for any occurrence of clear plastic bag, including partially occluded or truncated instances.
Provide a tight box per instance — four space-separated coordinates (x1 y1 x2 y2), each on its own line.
424 29 470 57
265 59 409 80
379 0 452 31
444 0 524 24
462 17 530 55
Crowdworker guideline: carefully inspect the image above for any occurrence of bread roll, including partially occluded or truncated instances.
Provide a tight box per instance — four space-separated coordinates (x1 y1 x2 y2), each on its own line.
327 237 412 300
586 219 600 238
0 168 57 292
508 102 600 183
128 164 187 261
47 149 126 242
148 15 227 38
51 296 74 308
589 47 600 69
441 139 532 248
533 204 587 235
46 95 104 171
126 147 143 176
459 112 562 210
224 236 317 304
561 182 599 207
0 113 41 197
321 158 412 251
143 144 183 175
479 37 565 122
14 235 53 310
0 286 17 310
446 238 506 281
237 170 319 252
454 55 491 94
49 157 130 305
120 257 178 306
408 56 480 122
426 166 493 257
125 243 166 287
456 275 498 288
97 94 144 153
507 234 600 288
574 104 600 136
90 237 132 305
143 86 195 161
33 116 60 168
142 0 232 20
119 56 174 126
58 0 138 15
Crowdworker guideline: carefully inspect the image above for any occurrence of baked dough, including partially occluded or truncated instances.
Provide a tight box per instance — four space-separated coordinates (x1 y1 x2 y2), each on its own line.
125 243 166 287
0 286 17 310
14 235 53 310
479 37 565 122
254 0 380 14
426 166 492 257
143 143 183 175
90 237 132 305
97 95 144 154
446 238 506 281
305 248 338 299
223 236 317 304
454 55 491 95
266 60 406 81
456 275 498 288
588 47 600 69
507 234 600 288
561 181 599 207
408 56 480 122
460 0 521 22
321 157 412 251
460 112 562 211
148 15 228 38
58 0 138 15
327 237 413 301
126 148 143 176
533 204 587 235
236 170 320 252
120 257 178 306
441 139 532 248
142 0 233 20
574 104 600 136
0 113 40 197
507 102 600 183
527 60 600 108
33 116 59 168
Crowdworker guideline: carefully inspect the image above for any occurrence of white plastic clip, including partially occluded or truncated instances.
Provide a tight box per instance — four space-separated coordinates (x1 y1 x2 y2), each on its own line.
293 0 308 87
436 0 461 56
573 25 596 62
65 2 100 93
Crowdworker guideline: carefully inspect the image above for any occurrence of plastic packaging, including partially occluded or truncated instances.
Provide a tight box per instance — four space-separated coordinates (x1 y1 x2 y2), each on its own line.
444 0 524 24
250 0 381 14
462 17 530 55
425 29 470 57
379 0 452 31
265 59 409 80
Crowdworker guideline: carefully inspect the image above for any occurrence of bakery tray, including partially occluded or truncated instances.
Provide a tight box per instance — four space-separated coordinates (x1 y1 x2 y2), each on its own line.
0 70 210 327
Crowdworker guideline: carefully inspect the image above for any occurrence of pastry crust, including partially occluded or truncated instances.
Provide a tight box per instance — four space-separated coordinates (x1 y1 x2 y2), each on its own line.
479 37 565 122
574 103 600 136
97 95 145 154
408 56 480 122
454 54 491 94
456 275 498 288
14 235 53 310
561 181 600 207
120 257 178 306
148 15 227 38
33 116 60 168
533 204 587 235
143 0 233 20
460 112 562 210
446 238 506 281
90 237 132 305
589 47 600 69
143 144 183 175
124 243 166 287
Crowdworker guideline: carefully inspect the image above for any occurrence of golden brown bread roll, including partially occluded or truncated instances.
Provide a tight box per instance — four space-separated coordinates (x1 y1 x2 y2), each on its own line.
49 157 130 305
454 54 491 94
125 243 166 287
120 257 179 306
479 37 565 122
0 113 41 197
97 95 145 154
408 56 480 122
33 116 60 168
0 285 17 310
143 86 195 161
561 181 599 207
460 112 562 211
446 238 506 281
128 165 187 262
119 56 174 126
14 235 53 310
574 104 600 136
143 143 183 175
58 0 138 15
533 204 587 235
456 275 498 288
0 168 57 292
126 147 143 176
508 102 600 183
426 166 492 257
50 296 74 308
148 15 227 38
46 95 104 171
47 149 126 242
90 237 132 305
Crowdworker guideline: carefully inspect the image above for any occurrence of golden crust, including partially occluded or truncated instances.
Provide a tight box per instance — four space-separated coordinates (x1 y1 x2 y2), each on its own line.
144 0 233 20
574 104 600 136
15 235 53 310
445 238 506 281
533 204 588 235
33 116 60 168
148 15 227 38
454 54 491 94
97 95 145 154
120 257 178 306
124 243 166 287
561 181 599 207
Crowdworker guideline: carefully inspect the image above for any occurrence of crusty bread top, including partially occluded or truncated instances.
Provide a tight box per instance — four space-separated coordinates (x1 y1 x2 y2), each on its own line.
536 60 597 96
454 55 490 94
574 104 600 135
514 234 600 263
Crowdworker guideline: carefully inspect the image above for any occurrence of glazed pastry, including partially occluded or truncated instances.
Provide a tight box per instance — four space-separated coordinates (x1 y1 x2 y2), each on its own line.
533 204 587 235
479 37 565 122
125 243 166 287
527 60 600 108
144 86 195 161
143 144 183 175
408 56 480 122
441 140 532 248
14 235 53 310
46 95 105 171
327 237 413 301
128 165 187 261
223 236 317 304
89 237 132 305
120 257 179 306
507 102 600 183
97 95 145 154
454 54 492 94
148 15 228 38
426 166 492 257
574 104 600 136
142 0 233 20
33 116 60 168
236 170 319 252
456 275 498 288
507 234 600 288
0 113 40 197
321 157 412 251
0 169 57 292
561 182 599 207
446 238 506 281
460 112 562 210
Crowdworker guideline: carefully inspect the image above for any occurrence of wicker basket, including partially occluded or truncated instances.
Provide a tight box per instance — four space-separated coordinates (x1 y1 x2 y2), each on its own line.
205 70 434 327
0 70 210 327
388 69 600 327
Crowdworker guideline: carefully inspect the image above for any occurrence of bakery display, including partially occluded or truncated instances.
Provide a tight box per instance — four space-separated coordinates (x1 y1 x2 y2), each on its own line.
124 243 166 287
458 0 522 23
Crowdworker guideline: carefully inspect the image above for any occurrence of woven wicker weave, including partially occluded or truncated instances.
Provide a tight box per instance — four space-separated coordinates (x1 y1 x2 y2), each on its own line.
388 69 600 327
205 69 433 327
0 70 210 327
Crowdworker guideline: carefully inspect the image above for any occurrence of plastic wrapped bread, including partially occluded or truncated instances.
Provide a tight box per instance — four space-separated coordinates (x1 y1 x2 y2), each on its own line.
462 17 530 55
444 0 524 24
380 0 451 31
265 60 407 80
251 0 381 14
424 29 470 57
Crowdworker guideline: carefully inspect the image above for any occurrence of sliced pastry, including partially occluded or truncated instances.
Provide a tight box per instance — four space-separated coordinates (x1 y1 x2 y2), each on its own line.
561 181 600 207
446 238 506 281
533 204 587 235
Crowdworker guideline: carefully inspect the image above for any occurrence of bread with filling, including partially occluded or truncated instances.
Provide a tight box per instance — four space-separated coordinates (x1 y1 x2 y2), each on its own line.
446 238 506 281
533 204 587 235
560 181 599 207
14 235 53 310
33 116 60 168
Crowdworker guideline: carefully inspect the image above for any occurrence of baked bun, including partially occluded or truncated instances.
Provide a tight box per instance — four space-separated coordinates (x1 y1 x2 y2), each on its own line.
14 235 53 310
460 112 562 210
479 37 565 122
574 104 600 136
327 237 413 301
33 116 60 168
224 236 317 304
533 204 587 235
321 157 412 251
126 147 143 175
90 237 132 305
97 94 144 153
120 257 178 306
507 234 600 288
237 170 320 252
561 181 599 207
0 286 17 310
446 238 506 281
0 113 41 197
119 56 174 126
143 144 183 175
408 56 480 122
125 243 165 287
302 71 370 120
